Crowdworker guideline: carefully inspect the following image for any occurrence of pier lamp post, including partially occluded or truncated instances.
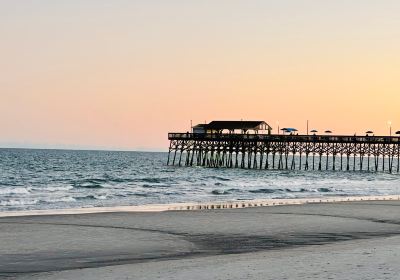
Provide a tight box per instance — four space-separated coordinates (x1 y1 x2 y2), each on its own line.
276 121 280 135
388 121 392 136
307 120 309 135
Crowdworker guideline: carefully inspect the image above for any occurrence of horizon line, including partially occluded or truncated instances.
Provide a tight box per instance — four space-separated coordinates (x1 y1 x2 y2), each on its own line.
0 146 167 153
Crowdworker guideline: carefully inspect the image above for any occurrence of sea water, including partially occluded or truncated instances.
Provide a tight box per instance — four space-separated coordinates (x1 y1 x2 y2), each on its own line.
1 148 400 211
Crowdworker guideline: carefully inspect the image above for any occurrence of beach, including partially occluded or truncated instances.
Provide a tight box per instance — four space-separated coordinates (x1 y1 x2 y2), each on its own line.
2 200 400 279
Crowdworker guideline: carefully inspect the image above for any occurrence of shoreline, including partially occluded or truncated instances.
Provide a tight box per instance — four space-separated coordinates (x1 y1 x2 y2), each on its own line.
1 194 399 218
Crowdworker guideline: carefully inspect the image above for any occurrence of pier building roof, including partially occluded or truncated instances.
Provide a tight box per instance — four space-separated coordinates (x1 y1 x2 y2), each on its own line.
206 121 271 131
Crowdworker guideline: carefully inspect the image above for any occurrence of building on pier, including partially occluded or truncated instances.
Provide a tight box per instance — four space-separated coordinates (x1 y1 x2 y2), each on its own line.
192 120 272 135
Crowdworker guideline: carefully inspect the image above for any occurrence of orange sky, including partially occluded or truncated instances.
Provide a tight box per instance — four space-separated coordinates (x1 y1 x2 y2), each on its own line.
1 1 399 150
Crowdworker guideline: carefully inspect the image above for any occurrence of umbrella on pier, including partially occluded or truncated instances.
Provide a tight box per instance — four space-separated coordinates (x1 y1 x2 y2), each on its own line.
366 131 373 136
325 130 332 134
281 128 298 135
280 128 289 135
310 129 318 133
396 131 400 135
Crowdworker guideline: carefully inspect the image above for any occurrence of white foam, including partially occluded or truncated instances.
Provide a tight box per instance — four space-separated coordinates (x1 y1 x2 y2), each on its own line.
0 195 399 218
42 197 76 203
0 198 39 207
40 186 74 192
0 187 31 195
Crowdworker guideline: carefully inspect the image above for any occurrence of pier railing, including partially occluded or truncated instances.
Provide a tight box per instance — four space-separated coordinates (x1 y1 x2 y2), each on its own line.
167 133 400 173
169 133 400 144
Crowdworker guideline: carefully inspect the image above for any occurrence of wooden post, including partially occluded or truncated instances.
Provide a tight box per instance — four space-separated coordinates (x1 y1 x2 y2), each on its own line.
167 141 172 165
172 143 178 166
178 142 184 166
397 144 400 173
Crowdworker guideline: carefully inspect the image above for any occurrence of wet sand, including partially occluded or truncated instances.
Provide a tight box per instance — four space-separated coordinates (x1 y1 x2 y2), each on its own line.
1 200 400 279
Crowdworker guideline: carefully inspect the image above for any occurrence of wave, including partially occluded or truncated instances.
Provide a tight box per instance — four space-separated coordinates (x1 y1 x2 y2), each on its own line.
39 197 77 204
160 169 176 173
0 182 25 187
74 184 103 189
109 178 132 183
72 179 104 189
212 189 231 195
317 187 333 192
74 195 108 200
285 188 308 193
103 174 133 183
139 178 163 183
133 193 151 197
71 177 137 188
142 184 171 189
0 198 39 206
0 187 31 195
249 188 282 194
32 186 74 192
248 187 335 194
208 176 231 181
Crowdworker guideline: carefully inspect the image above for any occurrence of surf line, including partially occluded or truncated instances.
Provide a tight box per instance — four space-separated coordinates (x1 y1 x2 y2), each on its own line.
1 195 400 218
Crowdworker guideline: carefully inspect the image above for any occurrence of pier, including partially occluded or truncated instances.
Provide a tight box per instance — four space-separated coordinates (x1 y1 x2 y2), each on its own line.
167 121 400 173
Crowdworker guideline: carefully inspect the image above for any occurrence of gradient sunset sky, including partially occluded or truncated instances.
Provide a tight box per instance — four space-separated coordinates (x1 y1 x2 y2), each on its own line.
1 1 399 151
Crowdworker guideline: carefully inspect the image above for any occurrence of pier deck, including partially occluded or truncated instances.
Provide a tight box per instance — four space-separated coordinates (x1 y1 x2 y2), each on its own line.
167 133 400 172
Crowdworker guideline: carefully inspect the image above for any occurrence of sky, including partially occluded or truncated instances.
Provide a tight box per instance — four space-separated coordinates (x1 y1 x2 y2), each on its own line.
1 0 399 151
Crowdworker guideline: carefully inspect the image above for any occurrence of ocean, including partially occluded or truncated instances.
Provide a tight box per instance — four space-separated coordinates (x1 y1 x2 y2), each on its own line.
1 148 400 212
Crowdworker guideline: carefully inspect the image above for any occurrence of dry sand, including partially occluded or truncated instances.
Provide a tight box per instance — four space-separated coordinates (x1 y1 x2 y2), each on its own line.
1 200 400 279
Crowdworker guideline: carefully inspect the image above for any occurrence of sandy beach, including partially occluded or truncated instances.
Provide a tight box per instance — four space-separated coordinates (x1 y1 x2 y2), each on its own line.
1 200 400 279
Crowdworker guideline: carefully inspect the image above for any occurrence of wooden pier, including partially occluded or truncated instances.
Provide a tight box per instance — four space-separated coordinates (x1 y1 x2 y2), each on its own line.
167 130 400 173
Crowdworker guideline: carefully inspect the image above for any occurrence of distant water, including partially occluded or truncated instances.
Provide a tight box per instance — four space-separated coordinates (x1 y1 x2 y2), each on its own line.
1 148 400 212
